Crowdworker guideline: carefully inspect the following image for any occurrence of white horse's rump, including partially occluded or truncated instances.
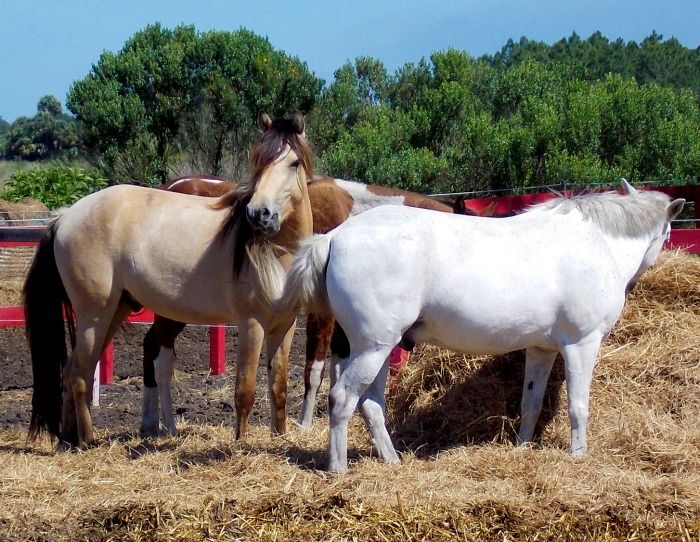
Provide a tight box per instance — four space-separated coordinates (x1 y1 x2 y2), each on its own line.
281 181 684 472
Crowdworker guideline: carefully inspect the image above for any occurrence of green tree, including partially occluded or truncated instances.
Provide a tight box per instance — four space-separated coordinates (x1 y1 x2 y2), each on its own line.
315 45 700 193
0 116 9 152
3 96 79 160
307 57 389 156
67 24 322 184
181 29 321 177
484 31 700 98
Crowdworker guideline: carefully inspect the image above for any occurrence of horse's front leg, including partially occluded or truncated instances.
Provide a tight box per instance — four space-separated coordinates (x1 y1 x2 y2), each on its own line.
234 317 265 439
266 317 297 435
560 334 603 458
517 347 558 446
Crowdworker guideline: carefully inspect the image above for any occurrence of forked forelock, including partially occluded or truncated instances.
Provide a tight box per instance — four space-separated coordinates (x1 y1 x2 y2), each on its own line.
214 116 314 279
250 119 313 185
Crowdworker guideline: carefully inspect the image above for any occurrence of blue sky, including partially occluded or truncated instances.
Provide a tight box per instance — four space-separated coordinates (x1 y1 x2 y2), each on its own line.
1 0 698 122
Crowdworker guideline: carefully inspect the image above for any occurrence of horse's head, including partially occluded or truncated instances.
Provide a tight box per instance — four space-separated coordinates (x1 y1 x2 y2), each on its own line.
246 111 313 237
621 179 685 277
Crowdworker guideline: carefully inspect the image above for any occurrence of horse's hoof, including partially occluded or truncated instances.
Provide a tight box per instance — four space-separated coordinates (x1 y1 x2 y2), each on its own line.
326 464 348 474
56 440 74 452
297 420 313 431
139 426 160 439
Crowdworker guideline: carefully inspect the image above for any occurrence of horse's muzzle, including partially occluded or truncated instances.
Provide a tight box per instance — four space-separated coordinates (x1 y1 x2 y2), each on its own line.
246 205 280 237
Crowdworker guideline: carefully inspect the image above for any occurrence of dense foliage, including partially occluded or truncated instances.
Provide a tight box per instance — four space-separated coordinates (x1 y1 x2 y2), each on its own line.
311 44 700 193
485 31 700 97
4 29 700 194
0 166 107 209
66 24 322 184
2 96 80 161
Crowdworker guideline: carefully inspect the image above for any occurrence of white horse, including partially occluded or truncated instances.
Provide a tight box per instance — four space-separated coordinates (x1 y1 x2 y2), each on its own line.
279 180 684 472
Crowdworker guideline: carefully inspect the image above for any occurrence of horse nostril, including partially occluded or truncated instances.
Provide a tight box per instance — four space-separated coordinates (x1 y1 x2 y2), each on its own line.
260 207 272 219
246 205 257 222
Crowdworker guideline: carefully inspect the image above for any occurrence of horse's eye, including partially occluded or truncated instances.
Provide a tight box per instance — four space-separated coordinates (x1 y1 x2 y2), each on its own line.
291 160 300 169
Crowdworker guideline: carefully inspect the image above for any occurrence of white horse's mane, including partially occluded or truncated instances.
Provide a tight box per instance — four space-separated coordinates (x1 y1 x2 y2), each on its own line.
529 190 671 238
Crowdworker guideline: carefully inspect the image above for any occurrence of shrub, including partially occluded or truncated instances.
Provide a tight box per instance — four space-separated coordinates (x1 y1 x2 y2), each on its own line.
1 166 107 209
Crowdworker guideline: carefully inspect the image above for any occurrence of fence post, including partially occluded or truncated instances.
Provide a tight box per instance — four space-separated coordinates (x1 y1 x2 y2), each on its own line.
209 324 226 375
92 361 100 407
389 346 410 377
100 342 114 384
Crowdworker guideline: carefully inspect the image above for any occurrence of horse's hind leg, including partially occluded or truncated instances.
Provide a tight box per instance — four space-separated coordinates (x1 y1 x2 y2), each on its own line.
141 325 160 437
298 313 334 429
560 335 603 457
517 347 558 447
358 354 399 464
234 317 265 439
141 317 186 437
328 345 394 473
67 300 131 446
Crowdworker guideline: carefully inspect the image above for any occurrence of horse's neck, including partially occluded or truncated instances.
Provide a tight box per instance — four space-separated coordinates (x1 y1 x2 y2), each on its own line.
275 192 314 255
600 231 656 286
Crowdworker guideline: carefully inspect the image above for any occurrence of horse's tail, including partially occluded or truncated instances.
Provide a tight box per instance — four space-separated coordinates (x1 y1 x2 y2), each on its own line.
24 221 74 441
276 234 333 317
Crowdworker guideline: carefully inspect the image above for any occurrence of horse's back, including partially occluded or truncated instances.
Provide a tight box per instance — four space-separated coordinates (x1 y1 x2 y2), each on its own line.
326 205 625 353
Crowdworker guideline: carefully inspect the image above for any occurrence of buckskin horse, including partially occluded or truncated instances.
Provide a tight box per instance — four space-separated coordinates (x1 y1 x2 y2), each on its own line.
24 111 314 446
139 175 468 436
280 180 684 471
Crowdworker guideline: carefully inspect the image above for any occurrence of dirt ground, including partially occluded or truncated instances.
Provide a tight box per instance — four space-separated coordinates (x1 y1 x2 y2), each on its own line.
0 321 313 436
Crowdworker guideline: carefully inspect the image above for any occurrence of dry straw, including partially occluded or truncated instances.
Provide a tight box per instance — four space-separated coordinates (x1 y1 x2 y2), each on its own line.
0 251 699 541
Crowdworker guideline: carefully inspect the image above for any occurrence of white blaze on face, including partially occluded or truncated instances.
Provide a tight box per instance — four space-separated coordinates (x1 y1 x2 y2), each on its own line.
333 179 405 216
274 144 292 163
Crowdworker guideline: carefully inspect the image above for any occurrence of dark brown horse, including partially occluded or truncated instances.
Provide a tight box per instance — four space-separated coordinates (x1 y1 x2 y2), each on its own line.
140 175 474 435
25 111 314 446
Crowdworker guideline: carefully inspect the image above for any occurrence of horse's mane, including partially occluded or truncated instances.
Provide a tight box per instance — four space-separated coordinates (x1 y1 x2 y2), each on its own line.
530 190 672 238
212 117 314 277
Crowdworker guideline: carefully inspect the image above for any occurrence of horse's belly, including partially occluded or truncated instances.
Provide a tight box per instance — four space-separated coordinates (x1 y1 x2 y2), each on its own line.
123 265 246 324
128 285 241 324
414 313 558 356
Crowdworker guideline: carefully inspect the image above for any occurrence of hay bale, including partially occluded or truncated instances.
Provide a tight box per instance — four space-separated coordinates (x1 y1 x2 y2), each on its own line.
0 197 50 223
388 250 700 467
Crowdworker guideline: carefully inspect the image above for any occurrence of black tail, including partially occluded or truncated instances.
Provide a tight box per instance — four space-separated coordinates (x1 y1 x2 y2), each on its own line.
24 221 75 440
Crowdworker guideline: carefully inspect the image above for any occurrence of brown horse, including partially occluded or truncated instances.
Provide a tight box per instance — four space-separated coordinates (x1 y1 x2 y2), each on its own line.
24 111 314 446
140 175 470 435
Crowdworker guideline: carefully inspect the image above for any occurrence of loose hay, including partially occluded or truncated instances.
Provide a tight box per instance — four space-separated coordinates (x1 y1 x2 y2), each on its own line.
0 251 699 541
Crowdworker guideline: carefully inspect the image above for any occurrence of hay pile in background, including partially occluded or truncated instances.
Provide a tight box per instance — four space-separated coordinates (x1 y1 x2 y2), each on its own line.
0 245 35 305
0 250 698 541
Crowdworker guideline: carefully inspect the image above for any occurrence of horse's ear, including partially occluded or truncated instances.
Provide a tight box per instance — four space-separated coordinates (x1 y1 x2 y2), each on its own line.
290 110 305 136
621 178 637 195
258 111 272 131
667 198 685 221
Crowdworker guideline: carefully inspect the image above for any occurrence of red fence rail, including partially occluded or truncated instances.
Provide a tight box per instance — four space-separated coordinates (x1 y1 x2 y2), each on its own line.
0 305 228 383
